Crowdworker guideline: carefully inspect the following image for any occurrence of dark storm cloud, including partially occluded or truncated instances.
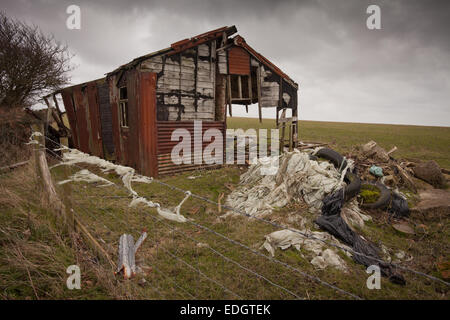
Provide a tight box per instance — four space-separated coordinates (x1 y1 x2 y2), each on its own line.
2 0 449 125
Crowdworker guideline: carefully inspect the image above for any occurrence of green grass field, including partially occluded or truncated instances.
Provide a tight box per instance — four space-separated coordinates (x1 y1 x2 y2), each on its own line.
227 118 450 169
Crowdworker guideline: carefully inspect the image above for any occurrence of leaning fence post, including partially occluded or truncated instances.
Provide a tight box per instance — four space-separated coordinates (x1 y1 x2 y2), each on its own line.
31 123 67 224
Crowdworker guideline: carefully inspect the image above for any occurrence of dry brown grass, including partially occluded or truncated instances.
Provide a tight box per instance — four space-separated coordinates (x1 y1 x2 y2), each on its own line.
0 160 134 299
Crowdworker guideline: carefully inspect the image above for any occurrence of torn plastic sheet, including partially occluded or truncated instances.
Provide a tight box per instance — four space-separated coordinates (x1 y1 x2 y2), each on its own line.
225 150 350 217
25 131 43 145
261 229 350 271
52 147 188 223
58 169 114 187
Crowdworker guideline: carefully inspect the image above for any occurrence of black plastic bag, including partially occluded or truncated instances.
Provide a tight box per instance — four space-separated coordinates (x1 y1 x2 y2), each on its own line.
316 188 406 285
388 193 410 218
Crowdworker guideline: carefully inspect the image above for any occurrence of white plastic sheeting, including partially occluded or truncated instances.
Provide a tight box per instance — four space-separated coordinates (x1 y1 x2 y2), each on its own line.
225 150 348 217
58 169 114 187
53 148 189 223
261 229 349 271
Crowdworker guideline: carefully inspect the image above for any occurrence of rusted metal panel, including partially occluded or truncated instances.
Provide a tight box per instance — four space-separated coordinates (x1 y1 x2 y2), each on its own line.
228 46 250 75
61 89 79 149
72 86 90 153
156 121 225 175
108 75 123 163
97 81 115 157
126 69 139 168
138 72 158 177
87 82 103 157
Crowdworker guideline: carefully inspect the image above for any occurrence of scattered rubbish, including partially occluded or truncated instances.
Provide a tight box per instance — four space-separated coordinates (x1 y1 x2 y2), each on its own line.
341 202 372 229
310 249 347 272
155 191 191 223
361 140 390 163
343 172 361 201
392 222 415 235
359 182 391 209
315 148 348 171
388 192 410 218
225 150 348 217
369 165 383 177
116 230 148 279
316 187 405 284
261 229 349 271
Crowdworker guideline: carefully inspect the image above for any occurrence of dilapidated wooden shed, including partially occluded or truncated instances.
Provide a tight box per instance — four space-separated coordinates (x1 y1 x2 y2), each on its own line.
55 26 298 177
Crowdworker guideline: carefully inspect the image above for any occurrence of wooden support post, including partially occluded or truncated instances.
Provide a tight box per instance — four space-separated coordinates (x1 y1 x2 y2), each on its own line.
248 75 252 100
279 109 286 153
32 123 66 223
32 123 114 270
257 65 262 123
288 123 293 151
227 75 232 117
44 95 68 138
237 75 242 99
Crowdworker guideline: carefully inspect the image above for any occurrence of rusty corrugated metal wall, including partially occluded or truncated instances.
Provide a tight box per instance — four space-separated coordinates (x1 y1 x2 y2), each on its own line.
228 46 250 75
156 121 225 175
60 80 106 158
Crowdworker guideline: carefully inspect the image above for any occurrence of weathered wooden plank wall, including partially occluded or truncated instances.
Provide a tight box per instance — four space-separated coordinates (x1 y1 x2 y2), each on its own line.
140 42 217 121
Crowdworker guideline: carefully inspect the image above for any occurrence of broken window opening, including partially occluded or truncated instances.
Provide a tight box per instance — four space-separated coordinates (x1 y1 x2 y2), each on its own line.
230 74 252 102
119 86 129 128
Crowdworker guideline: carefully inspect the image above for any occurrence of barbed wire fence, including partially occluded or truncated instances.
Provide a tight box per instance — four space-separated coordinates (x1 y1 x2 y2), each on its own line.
39 135 363 299
2 131 448 300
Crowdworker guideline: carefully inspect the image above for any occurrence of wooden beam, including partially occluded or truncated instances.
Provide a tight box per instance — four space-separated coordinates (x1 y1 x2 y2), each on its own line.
227 75 232 117
256 65 262 123
248 75 252 100
237 75 242 99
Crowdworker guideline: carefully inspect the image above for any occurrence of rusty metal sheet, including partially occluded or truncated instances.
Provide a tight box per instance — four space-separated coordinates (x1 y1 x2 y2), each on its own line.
97 81 115 157
61 89 79 149
156 121 225 175
228 46 250 75
139 72 158 177
87 82 103 157
108 76 123 163
72 85 90 153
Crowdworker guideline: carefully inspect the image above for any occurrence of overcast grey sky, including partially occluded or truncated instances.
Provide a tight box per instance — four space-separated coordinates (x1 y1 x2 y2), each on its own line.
2 0 449 126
